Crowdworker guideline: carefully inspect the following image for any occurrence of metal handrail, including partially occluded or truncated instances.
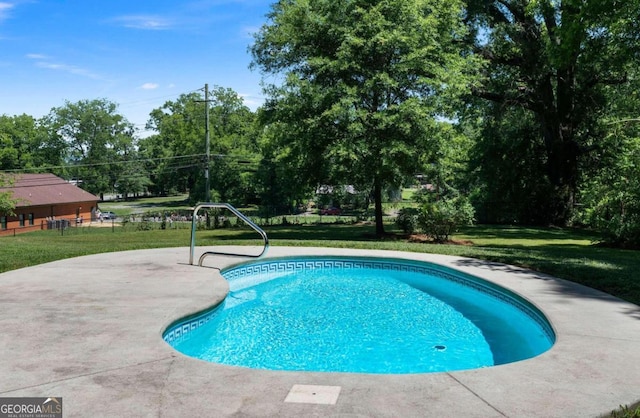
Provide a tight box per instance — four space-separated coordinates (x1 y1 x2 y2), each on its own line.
189 203 269 266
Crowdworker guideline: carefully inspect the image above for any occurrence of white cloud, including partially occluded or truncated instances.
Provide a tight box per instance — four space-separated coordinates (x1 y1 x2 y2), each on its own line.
112 15 174 30
239 93 263 111
28 55 103 80
36 62 101 79
140 83 159 90
26 53 48 60
0 2 15 22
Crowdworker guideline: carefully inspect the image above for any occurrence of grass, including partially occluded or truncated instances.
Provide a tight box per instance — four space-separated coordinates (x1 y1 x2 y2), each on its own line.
610 403 640 418
2 221 640 306
98 194 191 217
99 193 412 221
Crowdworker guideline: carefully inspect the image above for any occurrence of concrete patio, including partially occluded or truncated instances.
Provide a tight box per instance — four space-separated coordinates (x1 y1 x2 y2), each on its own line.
1 246 639 417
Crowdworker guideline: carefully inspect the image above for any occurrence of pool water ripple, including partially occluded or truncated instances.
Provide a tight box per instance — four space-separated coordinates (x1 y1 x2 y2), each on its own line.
165 257 554 374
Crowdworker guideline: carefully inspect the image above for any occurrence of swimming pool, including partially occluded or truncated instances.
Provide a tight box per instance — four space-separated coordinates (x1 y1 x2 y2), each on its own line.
164 256 555 374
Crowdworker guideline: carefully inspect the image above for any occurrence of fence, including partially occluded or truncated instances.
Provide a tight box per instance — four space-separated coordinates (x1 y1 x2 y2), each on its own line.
0 217 87 237
0 223 44 237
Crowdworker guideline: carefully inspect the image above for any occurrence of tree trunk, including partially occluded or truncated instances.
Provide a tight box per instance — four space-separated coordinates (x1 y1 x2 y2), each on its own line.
373 174 385 238
545 138 579 225
538 68 580 226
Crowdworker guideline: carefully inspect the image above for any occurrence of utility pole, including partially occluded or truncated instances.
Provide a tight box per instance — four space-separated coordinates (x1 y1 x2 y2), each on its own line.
204 83 211 203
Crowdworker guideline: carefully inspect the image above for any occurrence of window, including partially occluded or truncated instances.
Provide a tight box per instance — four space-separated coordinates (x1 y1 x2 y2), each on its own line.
28 213 34 226
19 213 25 227
1 216 6 230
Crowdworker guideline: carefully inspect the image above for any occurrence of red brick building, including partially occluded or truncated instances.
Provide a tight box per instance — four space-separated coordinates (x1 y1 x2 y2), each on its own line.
0 174 100 236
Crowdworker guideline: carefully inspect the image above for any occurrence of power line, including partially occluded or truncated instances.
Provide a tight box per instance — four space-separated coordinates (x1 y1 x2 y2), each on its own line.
0 154 207 174
0 152 261 175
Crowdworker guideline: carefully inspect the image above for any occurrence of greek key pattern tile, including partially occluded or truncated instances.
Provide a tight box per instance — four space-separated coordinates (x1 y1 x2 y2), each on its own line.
163 305 222 344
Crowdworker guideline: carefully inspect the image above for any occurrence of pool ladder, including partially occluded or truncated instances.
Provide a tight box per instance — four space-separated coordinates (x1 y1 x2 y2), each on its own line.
189 203 269 267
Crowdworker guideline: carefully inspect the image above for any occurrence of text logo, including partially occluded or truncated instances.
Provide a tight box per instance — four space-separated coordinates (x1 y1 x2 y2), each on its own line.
0 397 62 418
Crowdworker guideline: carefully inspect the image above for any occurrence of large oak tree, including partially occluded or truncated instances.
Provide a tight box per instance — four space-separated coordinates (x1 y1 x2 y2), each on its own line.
251 0 475 236
465 0 640 224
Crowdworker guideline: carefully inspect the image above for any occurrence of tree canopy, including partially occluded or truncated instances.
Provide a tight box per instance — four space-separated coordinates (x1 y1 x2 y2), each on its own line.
141 87 258 203
464 0 640 225
1 1 639 246
251 0 476 236
0 174 18 216
0 114 57 173
44 99 137 198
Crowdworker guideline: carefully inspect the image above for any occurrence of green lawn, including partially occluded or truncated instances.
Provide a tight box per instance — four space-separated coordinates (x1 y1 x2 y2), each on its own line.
1 222 639 307
98 194 191 217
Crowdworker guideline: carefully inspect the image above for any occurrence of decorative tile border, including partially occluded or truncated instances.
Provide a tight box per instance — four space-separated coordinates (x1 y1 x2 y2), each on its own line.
164 256 556 346
163 304 224 344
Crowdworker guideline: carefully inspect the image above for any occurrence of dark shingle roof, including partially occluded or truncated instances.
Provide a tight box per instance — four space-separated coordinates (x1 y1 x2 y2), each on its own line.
1 174 100 207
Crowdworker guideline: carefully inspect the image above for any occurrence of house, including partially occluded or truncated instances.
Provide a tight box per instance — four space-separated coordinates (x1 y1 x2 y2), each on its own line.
0 173 100 235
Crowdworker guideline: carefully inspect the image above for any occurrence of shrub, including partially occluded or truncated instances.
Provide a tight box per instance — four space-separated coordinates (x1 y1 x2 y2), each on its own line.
578 135 640 249
580 188 640 249
417 196 475 243
601 214 640 249
395 208 420 234
136 220 154 231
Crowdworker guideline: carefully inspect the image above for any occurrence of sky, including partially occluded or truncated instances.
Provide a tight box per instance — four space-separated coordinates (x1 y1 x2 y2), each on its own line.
0 0 272 137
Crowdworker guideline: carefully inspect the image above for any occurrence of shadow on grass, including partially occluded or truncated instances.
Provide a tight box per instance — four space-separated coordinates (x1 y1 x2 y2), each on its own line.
451 244 640 316
125 198 191 210
456 256 640 320
460 225 600 242
203 224 640 309
188 222 640 310
199 223 384 242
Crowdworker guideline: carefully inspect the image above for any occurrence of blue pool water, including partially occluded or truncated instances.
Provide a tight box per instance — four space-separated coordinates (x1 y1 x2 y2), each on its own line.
165 257 555 374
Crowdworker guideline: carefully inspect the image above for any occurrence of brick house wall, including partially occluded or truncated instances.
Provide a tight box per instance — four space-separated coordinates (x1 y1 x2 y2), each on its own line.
0 174 100 236
0 202 98 236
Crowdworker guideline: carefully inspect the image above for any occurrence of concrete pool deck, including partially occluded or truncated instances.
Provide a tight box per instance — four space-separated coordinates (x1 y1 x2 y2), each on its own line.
1 246 639 417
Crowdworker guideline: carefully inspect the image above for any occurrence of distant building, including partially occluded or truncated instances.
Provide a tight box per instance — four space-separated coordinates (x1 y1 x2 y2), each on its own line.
0 173 100 235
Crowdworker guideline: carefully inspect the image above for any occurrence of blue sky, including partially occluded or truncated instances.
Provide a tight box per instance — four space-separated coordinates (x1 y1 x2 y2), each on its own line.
0 0 272 136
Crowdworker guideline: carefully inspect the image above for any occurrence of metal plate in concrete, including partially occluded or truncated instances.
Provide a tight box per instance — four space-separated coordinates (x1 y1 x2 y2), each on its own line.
284 384 341 405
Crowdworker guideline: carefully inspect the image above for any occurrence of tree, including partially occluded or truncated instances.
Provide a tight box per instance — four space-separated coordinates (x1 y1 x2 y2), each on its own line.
0 174 18 215
143 92 209 198
0 115 32 170
422 122 475 200
464 0 640 225
207 86 259 204
114 141 151 200
580 131 640 248
254 120 316 215
251 0 475 237
577 68 640 247
137 132 181 197
465 105 555 224
44 99 138 198
0 114 55 172
143 88 258 203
